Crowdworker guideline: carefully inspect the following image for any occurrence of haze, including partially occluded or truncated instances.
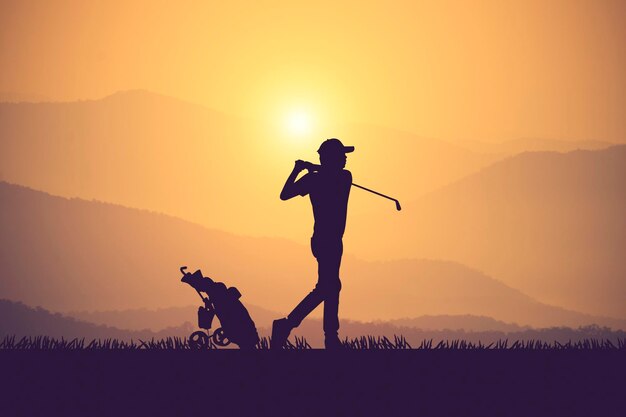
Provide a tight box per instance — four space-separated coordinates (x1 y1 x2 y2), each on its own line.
2 0 626 143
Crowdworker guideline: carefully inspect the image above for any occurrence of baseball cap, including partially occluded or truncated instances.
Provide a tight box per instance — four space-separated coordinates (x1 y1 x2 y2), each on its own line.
317 138 355 155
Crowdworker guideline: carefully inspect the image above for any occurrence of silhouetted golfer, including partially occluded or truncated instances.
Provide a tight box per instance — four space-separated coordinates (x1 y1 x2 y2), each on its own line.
272 138 354 349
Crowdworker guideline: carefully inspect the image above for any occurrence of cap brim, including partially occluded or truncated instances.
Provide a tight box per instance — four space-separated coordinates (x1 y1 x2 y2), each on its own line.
344 146 355 153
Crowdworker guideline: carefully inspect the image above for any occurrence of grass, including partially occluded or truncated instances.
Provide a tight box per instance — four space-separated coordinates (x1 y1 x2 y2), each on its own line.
1 334 625 350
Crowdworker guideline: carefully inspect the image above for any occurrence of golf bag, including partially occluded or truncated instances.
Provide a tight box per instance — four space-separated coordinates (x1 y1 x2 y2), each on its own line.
180 266 259 349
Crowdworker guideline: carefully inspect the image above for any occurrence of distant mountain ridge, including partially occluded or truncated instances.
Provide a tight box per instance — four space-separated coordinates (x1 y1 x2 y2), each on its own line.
0 89 501 240
68 304 280 332
3 299 624 349
2 181 625 329
460 137 614 154
67 305 526 333
388 315 528 332
0 299 194 340
349 145 626 318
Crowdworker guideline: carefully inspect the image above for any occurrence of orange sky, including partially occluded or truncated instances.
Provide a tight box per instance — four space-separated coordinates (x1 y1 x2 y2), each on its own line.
1 0 625 143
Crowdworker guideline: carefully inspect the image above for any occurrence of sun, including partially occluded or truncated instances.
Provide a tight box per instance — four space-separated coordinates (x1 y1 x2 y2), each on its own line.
285 110 312 136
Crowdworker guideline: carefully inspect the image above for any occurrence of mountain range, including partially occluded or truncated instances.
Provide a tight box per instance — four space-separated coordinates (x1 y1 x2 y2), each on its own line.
0 90 578 240
3 299 624 349
68 304 526 333
2 181 624 329
0 299 194 341
1 90 624 328
460 137 613 155
348 146 626 318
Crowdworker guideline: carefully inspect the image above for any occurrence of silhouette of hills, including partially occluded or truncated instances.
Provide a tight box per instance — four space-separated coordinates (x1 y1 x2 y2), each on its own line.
67 305 524 333
2 181 624 329
3 298 526 344
0 90 501 239
350 146 626 319
4 299 625 350
0 299 193 340
0 90 268 235
388 315 527 332
68 304 279 332
460 137 614 154
282 319 626 348
2 90 622 320
330 123 499 206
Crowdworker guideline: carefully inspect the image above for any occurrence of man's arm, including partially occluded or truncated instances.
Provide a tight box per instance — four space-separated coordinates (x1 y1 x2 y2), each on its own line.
280 160 308 200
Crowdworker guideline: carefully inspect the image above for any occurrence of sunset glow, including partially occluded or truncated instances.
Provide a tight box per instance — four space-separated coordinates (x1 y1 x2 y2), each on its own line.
1 1 625 143
285 110 312 137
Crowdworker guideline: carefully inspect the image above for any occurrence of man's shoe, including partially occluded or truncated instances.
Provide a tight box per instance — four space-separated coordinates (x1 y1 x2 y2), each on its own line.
271 318 292 350
324 335 344 350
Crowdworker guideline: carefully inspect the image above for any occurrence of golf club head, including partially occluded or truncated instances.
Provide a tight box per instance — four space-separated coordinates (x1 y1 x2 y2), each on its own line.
395 200 402 211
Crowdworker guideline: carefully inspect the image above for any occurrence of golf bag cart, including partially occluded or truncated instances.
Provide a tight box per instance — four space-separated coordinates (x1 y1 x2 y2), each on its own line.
180 266 259 350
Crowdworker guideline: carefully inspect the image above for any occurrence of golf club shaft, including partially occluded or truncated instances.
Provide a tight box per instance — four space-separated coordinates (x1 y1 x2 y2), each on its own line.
352 183 401 210
300 162 401 210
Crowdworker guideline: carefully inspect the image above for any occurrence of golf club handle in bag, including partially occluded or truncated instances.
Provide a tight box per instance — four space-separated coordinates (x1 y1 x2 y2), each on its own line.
180 266 209 301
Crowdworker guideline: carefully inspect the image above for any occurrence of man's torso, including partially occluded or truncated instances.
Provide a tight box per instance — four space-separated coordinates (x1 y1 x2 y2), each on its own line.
295 169 352 239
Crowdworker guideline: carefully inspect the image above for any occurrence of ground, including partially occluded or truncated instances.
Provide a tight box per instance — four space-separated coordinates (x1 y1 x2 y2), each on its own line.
1 350 625 416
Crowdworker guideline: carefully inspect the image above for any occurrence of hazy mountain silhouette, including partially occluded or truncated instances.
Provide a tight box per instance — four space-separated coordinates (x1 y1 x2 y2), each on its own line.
279 318 626 348
0 299 194 340
328 123 499 204
460 137 614 154
2 90 622 319
6 299 624 349
1 298 527 344
68 304 279 332
67 305 525 334
2 181 624 329
0 90 271 235
349 146 626 319
0 90 500 240
387 315 527 332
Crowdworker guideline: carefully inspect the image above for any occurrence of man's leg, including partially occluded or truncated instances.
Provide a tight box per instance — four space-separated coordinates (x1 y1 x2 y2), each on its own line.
322 284 341 337
286 286 324 328
272 282 325 350
287 235 339 328
272 237 344 349
316 238 343 347
271 238 327 350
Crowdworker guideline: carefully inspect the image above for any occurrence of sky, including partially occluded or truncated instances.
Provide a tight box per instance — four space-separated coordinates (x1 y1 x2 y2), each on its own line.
1 0 625 143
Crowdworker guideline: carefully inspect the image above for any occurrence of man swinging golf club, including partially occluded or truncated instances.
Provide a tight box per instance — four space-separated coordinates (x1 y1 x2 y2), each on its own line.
272 138 354 350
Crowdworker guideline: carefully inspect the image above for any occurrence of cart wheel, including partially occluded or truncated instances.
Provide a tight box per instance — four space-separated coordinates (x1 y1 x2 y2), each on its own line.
212 327 231 347
189 331 210 349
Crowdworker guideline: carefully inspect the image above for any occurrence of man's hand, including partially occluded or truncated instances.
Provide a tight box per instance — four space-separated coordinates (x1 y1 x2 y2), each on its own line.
282 160 310 200
294 160 309 173
295 160 319 173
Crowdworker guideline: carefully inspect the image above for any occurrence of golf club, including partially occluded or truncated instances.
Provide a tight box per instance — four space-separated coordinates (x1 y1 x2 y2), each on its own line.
352 183 402 211
300 161 401 211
